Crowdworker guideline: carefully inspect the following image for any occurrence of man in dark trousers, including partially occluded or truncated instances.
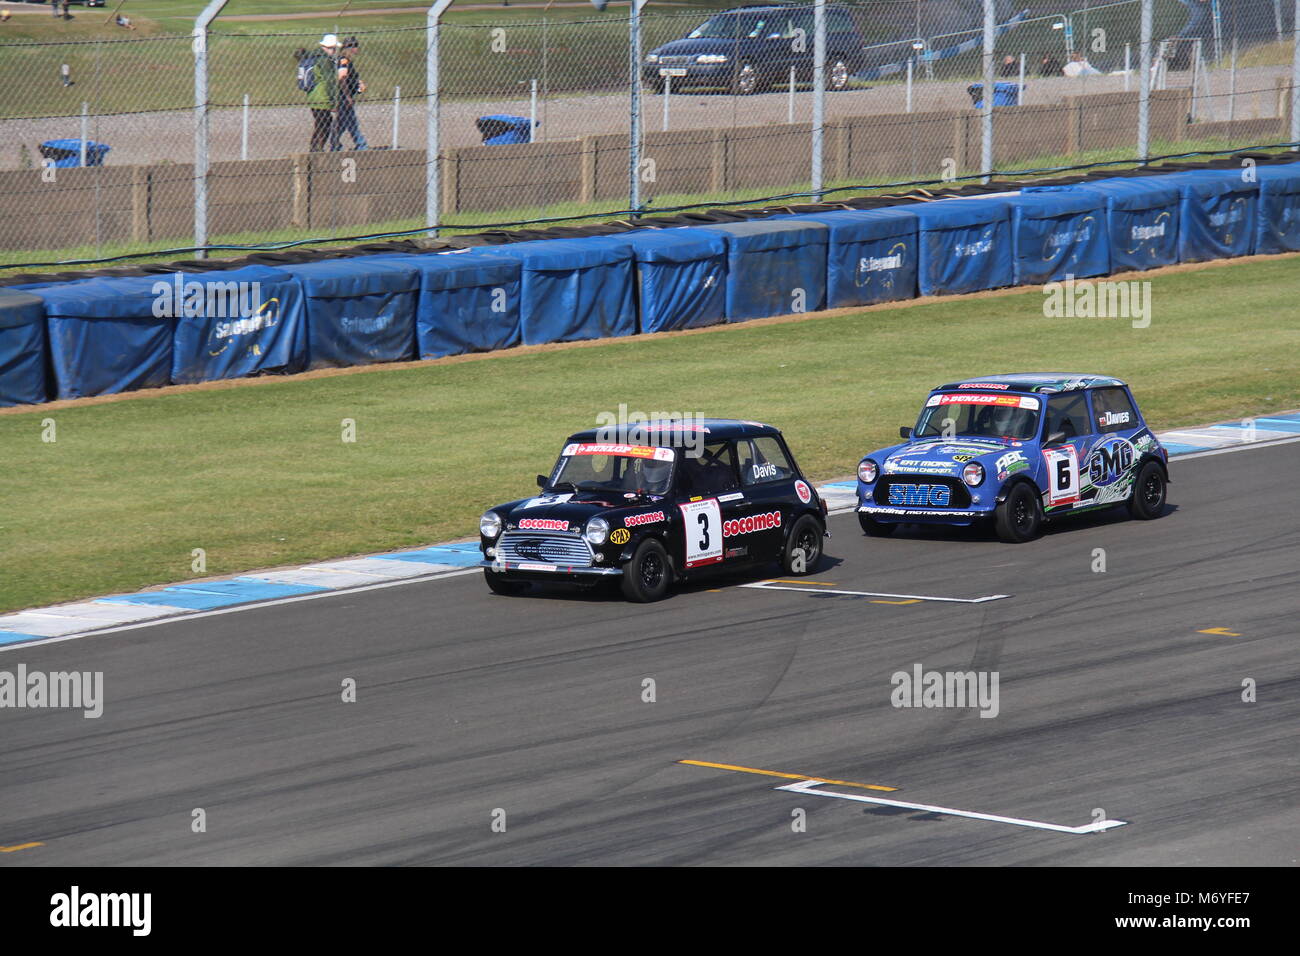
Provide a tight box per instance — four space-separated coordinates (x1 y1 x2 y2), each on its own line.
333 37 369 150
306 35 342 152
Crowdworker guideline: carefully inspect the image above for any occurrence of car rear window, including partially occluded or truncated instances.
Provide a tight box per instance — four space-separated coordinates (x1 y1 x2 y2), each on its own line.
1091 387 1138 433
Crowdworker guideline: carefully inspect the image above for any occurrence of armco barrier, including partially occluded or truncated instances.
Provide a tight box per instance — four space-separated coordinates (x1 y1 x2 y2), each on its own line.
8 160 1300 407
1004 191 1110 286
365 252 523 360
169 266 308 384
1253 163 1300 254
699 220 828 322
281 259 420 369
1159 170 1260 263
622 228 728 334
1025 179 1182 274
911 199 1014 297
38 276 177 399
0 290 46 407
478 238 637 346
772 208 919 309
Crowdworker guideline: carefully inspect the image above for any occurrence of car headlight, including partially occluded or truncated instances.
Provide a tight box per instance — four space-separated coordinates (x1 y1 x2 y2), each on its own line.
696 54 729 64
645 54 659 64
962 463 985 487
585 517 609 546
479 511 502 539
858 459 878 483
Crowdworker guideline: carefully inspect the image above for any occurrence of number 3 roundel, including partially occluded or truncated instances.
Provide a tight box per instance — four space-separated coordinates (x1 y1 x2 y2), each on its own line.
679 499 723 568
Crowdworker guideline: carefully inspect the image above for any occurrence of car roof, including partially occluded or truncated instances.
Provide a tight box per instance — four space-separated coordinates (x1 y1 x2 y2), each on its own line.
934 373 1128 393
565 418 780 445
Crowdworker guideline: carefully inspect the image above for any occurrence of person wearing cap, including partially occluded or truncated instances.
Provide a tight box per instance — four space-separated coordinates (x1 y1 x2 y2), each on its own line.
307 35 342 152
333 37 369 150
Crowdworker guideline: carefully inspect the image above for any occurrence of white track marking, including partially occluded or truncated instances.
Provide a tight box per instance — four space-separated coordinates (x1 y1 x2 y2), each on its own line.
740 582 1010 603
776 779 1127 834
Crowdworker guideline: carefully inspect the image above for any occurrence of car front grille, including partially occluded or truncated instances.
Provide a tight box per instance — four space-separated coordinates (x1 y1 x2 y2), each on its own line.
498 530 594 567
655 55 696 66
873 477 972 508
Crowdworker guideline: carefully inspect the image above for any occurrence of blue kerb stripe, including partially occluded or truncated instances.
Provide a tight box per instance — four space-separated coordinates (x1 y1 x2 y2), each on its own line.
100 579 328 610
0 631 45 646
823 481 858 489
1163 442 1207 455
374 547 482 567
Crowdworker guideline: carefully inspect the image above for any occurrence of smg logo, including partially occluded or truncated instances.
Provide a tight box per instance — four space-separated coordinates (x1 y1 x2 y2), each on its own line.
888 483 951 507
1086 437 1135 487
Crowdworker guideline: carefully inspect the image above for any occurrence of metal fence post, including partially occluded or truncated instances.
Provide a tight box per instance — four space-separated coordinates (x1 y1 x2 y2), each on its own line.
811 0 825 197
427 0 454 234
1293 0 1300 148
194 1 230 257
1138 0 1152 162
629 0 648 214
981 0 994 182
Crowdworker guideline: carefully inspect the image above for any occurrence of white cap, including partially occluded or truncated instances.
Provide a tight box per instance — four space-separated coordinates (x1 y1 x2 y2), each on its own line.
320 34 340 48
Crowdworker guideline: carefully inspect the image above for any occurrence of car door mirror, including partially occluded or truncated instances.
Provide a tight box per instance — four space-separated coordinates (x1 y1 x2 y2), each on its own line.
1045 430 1066 446
899 426 912 439
536 474 547 489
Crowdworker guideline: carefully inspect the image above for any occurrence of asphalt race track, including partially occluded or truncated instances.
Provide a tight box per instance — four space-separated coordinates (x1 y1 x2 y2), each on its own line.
2 441 1296 866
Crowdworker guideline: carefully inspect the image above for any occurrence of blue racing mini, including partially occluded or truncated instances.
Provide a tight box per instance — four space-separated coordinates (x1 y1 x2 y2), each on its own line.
855 373 1170 542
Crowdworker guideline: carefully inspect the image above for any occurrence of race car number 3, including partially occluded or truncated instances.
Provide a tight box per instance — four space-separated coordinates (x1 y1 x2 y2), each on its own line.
679 498 723 568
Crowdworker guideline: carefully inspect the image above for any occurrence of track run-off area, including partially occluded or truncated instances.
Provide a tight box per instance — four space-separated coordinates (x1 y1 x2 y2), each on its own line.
1 436 1295 865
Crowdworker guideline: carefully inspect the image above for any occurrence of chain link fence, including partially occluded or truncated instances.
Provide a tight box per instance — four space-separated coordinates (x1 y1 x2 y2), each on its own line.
0 0 1297 268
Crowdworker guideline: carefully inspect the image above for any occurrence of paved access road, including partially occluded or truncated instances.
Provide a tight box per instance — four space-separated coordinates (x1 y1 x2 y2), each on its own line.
1 441 1296 865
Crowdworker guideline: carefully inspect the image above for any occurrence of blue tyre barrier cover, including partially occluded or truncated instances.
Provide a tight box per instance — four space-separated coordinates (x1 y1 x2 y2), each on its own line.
1159 169 1258 263
699 220 828 321
367 252 522 359
1026 178 1180 273
1251 162 1300 254
281 258 420 369
36 276 178 399
910 198 1013 296
622 228 728 333
169 265 307 384
1004 191 1110 285
774 207 919 308
0 290 48 406
479 237 637 346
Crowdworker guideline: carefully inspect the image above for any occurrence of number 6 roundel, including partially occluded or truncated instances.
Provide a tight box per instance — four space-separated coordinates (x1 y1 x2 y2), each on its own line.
1043 446 1081 506
679 498 723 568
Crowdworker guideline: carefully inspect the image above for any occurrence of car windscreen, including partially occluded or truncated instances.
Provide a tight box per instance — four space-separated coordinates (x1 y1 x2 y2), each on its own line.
913 393 1042 440
688 14 768 39
549 442 676 495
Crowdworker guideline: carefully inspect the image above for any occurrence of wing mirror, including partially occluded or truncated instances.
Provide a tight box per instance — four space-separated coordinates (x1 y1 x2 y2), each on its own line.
899 426 912 439
536 474 548 488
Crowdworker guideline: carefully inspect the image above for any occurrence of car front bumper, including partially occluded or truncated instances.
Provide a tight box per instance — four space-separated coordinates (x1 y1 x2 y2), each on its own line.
480 559 622 579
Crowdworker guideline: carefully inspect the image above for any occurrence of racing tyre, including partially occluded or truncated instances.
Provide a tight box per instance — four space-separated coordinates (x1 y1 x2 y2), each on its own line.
994 482 1043 543
782 515 824 575
1127 461 1167 520
484 568 527 596
858 513 895 537
621 538 671 603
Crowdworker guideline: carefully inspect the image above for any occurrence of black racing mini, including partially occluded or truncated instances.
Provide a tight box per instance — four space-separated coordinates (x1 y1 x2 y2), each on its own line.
478 419 828 602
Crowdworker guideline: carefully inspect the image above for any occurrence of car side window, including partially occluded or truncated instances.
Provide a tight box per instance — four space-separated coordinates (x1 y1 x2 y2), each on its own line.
1091 387 1138 433
738 436 794 486
678 441 740 496
1043 393 1090 442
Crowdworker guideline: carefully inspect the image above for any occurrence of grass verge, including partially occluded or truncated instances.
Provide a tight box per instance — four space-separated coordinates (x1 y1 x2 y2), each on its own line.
1 254 1297 613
